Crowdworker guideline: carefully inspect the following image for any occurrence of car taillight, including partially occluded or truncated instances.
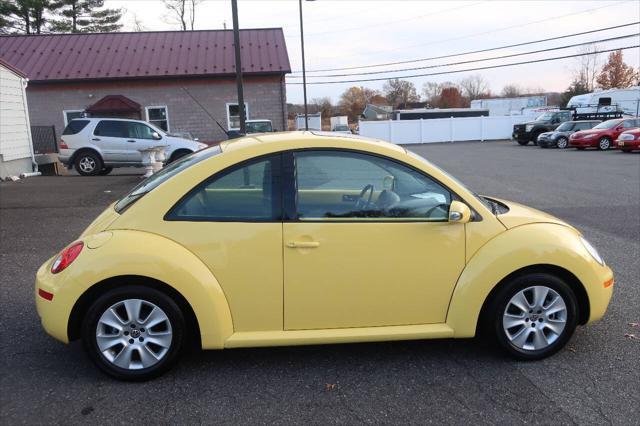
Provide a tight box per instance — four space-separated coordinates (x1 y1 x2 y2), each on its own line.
51 241 84 274
59 138 68 149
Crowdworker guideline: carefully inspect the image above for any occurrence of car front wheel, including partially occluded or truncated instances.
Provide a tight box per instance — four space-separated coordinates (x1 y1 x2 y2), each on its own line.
82 286 185 381
556 137 569 149
488 273 578 360
517 140 529 146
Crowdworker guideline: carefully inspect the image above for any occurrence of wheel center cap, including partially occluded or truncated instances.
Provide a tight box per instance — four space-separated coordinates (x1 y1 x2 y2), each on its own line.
131 329 141 338
531 314 539 321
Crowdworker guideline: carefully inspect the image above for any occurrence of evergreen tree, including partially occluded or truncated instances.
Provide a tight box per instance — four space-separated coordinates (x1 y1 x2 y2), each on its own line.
0 0 57 34
50 0 122 33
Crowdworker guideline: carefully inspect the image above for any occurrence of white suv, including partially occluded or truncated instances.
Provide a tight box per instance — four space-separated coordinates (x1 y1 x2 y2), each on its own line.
59 118 208 176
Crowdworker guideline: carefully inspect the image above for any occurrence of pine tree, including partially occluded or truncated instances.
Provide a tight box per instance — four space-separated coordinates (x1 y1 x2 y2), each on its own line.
0 0 58 34
50 0 122 33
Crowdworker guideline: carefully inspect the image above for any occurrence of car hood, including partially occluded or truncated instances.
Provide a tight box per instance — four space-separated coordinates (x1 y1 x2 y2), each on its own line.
487 197 575 231
572 129 601 137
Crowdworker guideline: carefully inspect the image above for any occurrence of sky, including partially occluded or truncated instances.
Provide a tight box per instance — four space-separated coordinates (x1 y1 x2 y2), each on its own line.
107 0 640 104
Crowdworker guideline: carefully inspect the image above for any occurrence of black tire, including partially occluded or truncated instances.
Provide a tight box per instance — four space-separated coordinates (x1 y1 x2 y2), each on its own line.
531 132 544 145
556 137 569 149
621 149 632 153
517 140 529 146
169 149 192 163
99 167 113 175
485 273 578 361
74 151 103 176
597 137 611 151
81 285 185 381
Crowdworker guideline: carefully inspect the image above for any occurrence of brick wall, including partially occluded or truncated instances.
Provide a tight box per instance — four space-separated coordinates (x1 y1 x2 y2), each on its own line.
26 75 288 143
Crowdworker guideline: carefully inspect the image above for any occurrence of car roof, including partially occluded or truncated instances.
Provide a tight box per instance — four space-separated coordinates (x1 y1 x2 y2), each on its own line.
219 131 406 155
70 117 153 125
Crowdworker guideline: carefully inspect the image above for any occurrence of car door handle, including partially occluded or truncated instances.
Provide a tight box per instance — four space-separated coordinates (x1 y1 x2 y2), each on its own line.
92 138 100 141
286 241 320 249
127 139 136 143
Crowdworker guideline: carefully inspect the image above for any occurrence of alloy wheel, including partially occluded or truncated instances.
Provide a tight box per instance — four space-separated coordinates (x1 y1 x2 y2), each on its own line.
79 156 97 173
598 138 610 150
96 299 173 370
557 137 568 149
502 286 567 351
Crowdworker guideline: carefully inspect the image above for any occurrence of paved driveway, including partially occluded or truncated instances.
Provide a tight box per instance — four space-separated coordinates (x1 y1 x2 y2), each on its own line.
1 141 638 424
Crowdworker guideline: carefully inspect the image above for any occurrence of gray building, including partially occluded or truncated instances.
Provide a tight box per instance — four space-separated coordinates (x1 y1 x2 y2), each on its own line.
0 29 291 143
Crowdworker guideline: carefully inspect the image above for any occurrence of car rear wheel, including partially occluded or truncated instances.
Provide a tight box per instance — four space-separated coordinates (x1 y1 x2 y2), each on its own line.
82 286 185 381
556 137 569 149
75 151 103 176
597 137 611 150
487 273 578 360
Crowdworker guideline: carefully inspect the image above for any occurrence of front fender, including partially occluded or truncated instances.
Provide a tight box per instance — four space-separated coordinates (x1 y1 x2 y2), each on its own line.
37 230 233 349
446 223 613 337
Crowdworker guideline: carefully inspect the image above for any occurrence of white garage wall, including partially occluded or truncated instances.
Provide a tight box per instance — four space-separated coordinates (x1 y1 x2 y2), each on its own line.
359 114 539 145
0 66 33 162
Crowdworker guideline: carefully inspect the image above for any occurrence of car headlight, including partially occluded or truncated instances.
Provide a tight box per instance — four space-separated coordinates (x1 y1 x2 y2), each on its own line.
580 236 604 266
619 134 635 140
525 124 534 132
583 134 596 139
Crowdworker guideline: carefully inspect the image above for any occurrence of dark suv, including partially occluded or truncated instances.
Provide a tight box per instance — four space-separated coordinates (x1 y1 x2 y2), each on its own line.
537 120 601 149
512 111 572 145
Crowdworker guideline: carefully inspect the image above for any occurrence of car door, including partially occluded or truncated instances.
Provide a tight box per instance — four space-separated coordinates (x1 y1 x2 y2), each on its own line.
92 120 132 163
158 154 285 332
123 121 161 163
283 150 466 330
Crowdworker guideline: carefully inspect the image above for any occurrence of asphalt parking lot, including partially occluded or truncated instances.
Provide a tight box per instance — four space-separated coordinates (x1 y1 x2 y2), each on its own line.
1 140 638 424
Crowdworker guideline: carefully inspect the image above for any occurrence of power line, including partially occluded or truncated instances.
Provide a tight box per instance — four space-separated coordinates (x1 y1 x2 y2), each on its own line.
290 22 639 74
285 45 639 85
295 0 632 63
286 33 639 79
283 1 485 38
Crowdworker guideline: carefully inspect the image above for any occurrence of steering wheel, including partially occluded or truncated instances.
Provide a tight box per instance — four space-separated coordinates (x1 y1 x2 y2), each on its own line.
355 184 375 211
425 203 449 218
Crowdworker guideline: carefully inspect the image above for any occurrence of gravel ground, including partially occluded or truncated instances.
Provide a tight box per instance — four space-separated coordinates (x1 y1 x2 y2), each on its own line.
1 140 638 425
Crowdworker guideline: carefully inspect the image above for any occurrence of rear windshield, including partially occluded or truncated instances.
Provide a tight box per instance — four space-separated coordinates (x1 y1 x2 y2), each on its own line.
114 146 222 213
62 120 90 135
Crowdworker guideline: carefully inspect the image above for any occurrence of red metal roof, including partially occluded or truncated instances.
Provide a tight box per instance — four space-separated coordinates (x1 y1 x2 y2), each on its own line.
0 28 290 83
0 57 26 78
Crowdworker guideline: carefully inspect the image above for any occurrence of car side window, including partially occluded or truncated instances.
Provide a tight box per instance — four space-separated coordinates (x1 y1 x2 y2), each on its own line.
168 155 281 221
574 123 589 131
94 120 127 138
295 150 451 221
128 122 156 139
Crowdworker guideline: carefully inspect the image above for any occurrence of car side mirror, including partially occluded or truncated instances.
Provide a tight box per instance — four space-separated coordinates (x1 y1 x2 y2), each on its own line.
152 132 162 140
449 200 471 224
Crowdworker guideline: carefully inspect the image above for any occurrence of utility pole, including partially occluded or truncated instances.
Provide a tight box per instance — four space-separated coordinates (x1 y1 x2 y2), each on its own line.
231 0 246 134
299 0 309 131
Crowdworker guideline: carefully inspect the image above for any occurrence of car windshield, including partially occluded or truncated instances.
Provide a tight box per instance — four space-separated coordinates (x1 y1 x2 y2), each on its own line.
114 145 222 213
593 120 621 129
406 150 494 214
246 121 273 133
555 122 573 131
334 125 350 131
535 112 555 121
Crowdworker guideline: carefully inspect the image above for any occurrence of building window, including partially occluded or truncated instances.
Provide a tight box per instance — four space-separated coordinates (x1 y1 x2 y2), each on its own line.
226 103 249 130
63 110 85 126
146 106 169 131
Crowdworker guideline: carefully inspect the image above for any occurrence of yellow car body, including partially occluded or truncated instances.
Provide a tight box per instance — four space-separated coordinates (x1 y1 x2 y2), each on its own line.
35 132 613 374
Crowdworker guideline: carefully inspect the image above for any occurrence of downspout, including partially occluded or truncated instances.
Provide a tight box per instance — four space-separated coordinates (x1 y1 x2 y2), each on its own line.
21 77 38 173
280 75 287 131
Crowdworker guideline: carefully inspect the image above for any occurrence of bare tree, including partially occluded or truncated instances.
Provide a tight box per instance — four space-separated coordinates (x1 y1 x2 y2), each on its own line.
163 0 200 30
130 11 146 31
573 44 600 92
310 97 334 118
421 82 442 105
383 78 419 108
501 84 522 98
459 74 490 100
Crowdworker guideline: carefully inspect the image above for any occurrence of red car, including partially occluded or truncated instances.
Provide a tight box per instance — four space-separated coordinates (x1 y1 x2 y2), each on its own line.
616 128 640 153
569 118 640 150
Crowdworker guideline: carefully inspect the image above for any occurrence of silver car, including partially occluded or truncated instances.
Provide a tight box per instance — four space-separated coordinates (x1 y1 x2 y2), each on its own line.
59 118 207 176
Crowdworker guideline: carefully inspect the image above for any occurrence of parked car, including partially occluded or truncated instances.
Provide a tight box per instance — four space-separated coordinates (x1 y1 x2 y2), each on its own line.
513 109 623 145
331 124 352 134
35 132 613 380
615 128 640 153
537 120 601 148
226 119 275 139
59 118 207 176
569 118 640 150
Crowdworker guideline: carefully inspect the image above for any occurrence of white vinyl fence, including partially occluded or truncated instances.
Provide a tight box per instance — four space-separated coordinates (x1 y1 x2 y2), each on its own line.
359 114 539 145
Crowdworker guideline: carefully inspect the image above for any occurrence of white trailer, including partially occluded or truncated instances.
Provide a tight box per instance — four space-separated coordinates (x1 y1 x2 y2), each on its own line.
566 87 640 117
330 115 349 131
296 113 322 130
470 96 547 116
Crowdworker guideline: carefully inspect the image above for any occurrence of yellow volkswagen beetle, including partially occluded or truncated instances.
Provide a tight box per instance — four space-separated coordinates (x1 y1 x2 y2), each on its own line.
35 132 614 380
